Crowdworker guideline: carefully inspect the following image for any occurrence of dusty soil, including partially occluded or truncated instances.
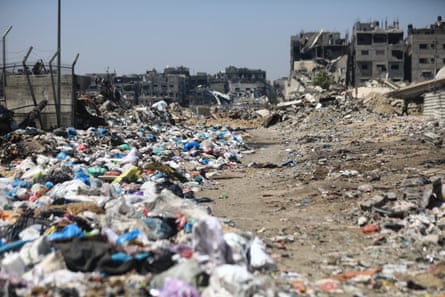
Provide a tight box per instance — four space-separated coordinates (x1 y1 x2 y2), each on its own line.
200 124 368 276
198 109 445 295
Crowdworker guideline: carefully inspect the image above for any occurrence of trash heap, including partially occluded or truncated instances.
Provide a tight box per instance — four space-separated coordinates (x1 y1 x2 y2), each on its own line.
0 113 279 296
2 87 445 296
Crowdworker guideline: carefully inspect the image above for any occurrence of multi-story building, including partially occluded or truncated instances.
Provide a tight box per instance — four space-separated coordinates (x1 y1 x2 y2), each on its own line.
406 16 445 82
351 20 405 86
225 66 267 98
139 67 189 105
288 31 349 89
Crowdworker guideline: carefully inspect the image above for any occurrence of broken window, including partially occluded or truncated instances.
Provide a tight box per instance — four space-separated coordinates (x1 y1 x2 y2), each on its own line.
361 50 369 55
391 50 403 59
422 72 433 79
376 64 387 73
373 34 387 43
390 64 399 70
358 62 372 76
419 58 428 64
431 43 435 49
388 33 403 44
419 44 427 49
357 33 372 45
376 50 385 55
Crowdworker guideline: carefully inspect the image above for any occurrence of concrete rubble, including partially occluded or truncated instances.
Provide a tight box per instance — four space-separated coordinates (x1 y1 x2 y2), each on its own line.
1 75 445 297
231 89 445 296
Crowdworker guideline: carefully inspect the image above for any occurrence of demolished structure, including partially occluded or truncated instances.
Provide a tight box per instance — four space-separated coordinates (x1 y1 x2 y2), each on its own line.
285 30 349 101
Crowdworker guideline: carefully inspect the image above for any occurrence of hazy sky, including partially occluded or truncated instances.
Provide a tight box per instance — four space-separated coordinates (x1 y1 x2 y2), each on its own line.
1 0 443 80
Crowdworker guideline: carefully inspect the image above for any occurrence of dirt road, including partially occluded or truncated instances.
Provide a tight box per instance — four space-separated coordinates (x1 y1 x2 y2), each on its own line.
199 109 445 296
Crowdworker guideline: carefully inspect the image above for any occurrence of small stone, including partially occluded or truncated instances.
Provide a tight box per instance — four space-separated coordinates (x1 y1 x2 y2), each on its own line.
360 194 387 211
358 216 368 226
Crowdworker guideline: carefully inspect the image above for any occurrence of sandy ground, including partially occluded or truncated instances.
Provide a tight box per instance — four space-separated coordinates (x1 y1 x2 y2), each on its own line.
199 125 361 277
198 110 445 295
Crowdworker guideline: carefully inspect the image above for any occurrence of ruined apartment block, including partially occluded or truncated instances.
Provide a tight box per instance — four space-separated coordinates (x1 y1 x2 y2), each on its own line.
289 31 349 87
406 16 445 82
290 31 349 70
352 20 405 86
138 67 189 106
225 66 267 98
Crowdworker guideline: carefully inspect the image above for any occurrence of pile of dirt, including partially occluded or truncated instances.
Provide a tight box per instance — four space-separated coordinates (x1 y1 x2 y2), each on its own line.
362 92 403 115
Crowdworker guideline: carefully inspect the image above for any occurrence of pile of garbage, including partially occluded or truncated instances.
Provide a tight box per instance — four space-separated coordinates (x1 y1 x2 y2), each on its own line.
2 78 444 296
0 117 282 296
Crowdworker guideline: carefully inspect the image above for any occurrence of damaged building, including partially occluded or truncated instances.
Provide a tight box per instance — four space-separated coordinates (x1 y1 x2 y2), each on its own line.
286 31 349 100
286 16 445 90
351 20 405 86
138 67 189 106
225 66 269 99
406 16 445 82
98 66 271 107
290 30 349 70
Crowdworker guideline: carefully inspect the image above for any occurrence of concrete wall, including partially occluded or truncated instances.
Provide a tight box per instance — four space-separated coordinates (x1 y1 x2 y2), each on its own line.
408 34 445 82
424 91 445 119
4 74 74 129
353 38 405 85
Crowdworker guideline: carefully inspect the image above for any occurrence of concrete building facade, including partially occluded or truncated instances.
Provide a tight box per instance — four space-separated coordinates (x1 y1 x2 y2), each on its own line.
351 20 405 86
406 16 445 82
225 66 267 98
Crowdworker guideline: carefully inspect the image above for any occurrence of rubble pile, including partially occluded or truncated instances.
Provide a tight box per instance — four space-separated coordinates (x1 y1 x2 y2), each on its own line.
2 81 445 296
211 95 445 296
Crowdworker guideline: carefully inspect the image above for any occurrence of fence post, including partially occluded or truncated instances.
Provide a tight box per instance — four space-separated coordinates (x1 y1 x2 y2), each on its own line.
23 46 44 128
71 54 79 128
49 50 60 127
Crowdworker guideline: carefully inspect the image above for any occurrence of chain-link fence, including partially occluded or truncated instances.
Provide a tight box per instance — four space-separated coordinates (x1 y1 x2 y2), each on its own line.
1 55 80 129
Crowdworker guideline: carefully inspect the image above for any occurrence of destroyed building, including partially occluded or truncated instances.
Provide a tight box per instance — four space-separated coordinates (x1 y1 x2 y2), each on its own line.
406 16 445 82
290 31 349 71
138 67 189 106
289 31 349 87
225 66 268 98
351 20 405 86
285 31 349 100
188 71 227 94
90 68 190 106
187 72 228 106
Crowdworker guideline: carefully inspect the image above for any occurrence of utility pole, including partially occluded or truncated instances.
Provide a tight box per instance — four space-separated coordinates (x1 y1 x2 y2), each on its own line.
2 25 12 96
57 0 61 123
433 36 437 92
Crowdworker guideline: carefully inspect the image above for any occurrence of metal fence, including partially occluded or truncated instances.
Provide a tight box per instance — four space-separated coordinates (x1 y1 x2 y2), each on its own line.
1 48 80 129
